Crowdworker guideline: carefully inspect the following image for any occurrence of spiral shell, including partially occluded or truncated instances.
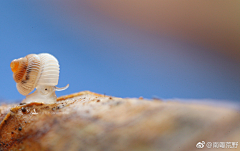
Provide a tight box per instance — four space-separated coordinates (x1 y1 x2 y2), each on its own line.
10 53 59 96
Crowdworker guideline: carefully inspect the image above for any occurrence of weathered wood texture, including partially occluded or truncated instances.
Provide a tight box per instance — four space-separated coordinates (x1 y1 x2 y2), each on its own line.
0 91 239 151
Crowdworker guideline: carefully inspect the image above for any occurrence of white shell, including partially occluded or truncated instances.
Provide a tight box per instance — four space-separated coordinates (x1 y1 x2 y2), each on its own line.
37 53 60 86
16 53 60 96
11 53 69 104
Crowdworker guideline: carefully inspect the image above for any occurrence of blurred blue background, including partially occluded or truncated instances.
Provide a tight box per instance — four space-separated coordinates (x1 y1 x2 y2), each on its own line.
0 1 239 103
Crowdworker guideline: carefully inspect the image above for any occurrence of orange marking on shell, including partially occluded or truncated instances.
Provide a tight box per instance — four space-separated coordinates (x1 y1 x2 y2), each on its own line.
12 57 28 83
10 60 19 73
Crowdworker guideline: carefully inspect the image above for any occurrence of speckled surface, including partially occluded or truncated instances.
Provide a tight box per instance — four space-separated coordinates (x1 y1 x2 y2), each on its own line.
0 91 240 151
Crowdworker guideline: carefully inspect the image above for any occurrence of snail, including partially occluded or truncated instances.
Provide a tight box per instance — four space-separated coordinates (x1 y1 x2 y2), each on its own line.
10 53 69 104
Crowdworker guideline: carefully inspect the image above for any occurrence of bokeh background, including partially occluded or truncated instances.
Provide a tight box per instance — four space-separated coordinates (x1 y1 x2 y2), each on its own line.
0 1 239 103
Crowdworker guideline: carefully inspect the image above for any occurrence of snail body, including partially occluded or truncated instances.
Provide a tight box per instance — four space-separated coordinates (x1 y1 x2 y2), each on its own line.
10 53 69 104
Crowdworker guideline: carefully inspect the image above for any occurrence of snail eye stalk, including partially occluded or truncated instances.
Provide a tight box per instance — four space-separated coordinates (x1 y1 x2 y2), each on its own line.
55 84 69 91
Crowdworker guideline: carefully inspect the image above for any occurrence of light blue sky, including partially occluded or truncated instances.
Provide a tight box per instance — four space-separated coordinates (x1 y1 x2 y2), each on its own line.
0 1 239 103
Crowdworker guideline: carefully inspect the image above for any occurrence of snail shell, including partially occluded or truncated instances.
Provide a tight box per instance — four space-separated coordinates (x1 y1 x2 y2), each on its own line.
11 53 68 103
11 53 59 95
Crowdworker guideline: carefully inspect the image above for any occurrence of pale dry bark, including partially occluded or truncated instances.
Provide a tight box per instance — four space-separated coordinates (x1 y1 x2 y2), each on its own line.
0 91 239 151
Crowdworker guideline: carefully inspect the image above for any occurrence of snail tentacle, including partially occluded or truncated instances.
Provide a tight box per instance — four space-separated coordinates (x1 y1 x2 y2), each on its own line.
55 84 69 91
